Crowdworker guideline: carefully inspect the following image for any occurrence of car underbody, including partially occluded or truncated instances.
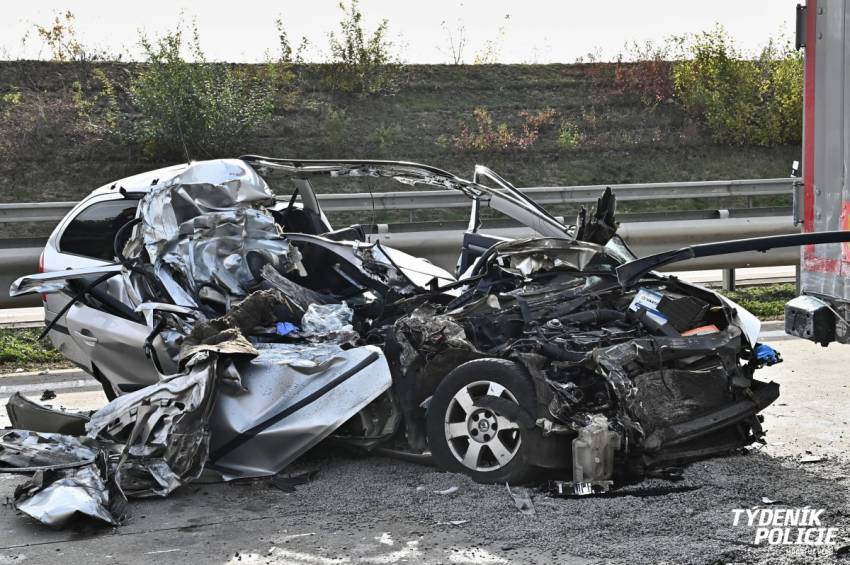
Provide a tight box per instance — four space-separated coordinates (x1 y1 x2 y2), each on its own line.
3 157 844 528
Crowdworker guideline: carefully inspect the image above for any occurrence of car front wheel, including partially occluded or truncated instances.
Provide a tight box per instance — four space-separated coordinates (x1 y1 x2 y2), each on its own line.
426 358 537 484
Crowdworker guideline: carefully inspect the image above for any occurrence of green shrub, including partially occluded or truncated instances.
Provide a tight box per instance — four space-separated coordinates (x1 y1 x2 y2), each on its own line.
132 28 281 158
1 87 22 118
324 0 402 94
275 18 310 64
369 122 401 154
672 27 802 146
1 88 22 107
73 68 120 134
321 106 351 151
79 24 283 159
557 119 582 149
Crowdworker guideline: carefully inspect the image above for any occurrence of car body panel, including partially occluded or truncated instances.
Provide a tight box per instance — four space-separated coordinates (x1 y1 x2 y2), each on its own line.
208 344 391 479
64 301 162 394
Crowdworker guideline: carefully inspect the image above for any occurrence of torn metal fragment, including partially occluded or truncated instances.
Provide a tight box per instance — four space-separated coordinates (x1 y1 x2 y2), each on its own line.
14 463 124 528
86 353 220 497
6 393 90 436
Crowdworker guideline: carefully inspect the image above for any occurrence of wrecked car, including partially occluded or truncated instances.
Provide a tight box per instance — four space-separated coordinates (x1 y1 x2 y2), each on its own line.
5 156 848 527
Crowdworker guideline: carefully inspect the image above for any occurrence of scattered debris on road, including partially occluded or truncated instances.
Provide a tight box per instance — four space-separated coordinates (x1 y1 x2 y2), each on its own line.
433 486 459 495
506 484 536 516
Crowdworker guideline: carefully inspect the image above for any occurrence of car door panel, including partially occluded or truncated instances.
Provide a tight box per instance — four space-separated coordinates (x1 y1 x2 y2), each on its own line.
64 302 160 393
43 293 93 371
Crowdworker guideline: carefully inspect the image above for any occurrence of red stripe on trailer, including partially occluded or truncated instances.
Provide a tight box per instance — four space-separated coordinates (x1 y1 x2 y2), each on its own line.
804 256 840 272
803 0 817 244
803 0 817 233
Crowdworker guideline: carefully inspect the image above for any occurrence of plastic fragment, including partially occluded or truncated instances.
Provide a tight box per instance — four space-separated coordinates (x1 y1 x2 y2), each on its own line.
433 486 459 495
301 303 354 334
754 343 782 366
275 322 299 336
506 484 536 516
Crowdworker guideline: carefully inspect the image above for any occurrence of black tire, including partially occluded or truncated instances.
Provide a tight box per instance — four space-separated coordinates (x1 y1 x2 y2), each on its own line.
426 358 537 484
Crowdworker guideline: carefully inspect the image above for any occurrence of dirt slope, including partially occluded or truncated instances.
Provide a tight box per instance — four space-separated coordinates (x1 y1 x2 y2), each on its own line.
0 61 799 205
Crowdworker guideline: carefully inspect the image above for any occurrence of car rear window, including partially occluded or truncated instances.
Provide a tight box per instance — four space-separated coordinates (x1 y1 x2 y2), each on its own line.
59 199 139 261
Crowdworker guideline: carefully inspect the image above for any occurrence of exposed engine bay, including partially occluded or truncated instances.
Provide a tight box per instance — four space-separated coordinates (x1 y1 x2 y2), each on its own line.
382 234 780 490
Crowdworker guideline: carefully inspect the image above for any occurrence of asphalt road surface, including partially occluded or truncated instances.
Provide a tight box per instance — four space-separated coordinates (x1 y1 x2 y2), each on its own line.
0 334 848 564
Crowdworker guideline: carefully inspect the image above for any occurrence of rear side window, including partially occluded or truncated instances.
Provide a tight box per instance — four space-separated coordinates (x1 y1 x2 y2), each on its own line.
59 199 139 261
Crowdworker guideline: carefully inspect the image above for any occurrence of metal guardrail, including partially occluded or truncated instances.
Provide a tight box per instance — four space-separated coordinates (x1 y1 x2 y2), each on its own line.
0 178 792 224
0 202 75 224
0 178 796 308
320 178 792 212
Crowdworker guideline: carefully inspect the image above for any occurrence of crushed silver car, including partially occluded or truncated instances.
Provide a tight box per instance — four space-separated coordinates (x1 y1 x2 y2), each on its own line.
4 157 847 527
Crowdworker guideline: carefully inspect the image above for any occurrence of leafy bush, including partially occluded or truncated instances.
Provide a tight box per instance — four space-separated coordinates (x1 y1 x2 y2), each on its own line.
276 18 310 64
321 106 351 151
132 28 281 158
369 123 401 154
672 27 802 146
449 107 556 151
33 10 112 62
1 87 22 118
324 0 402 94
73 68 120 133
557 119 582 149
79 25 282 159
613 41 674 105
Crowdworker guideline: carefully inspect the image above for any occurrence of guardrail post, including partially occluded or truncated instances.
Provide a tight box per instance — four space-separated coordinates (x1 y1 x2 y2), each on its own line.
722 268 736 292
